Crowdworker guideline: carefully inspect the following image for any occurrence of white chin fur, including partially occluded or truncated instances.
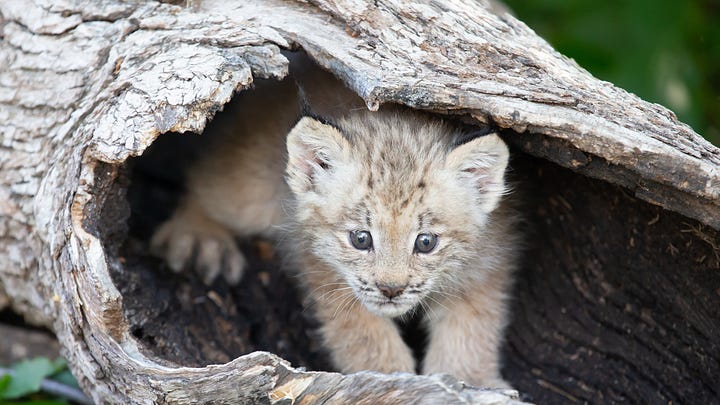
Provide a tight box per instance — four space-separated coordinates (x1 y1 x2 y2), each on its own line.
362 299 415 318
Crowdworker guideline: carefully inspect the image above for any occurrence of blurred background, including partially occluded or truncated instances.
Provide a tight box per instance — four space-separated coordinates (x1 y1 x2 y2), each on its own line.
503 0 720 146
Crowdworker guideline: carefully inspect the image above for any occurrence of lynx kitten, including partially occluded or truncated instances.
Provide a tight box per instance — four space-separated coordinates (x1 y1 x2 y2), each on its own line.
151 57 518 388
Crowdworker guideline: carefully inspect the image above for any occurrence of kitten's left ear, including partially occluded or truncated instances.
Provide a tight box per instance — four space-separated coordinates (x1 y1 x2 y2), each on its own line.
445 133 509 213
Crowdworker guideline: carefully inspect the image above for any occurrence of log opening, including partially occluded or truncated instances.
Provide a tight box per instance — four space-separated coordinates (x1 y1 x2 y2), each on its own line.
72 114 525 405
86 64 720 403
67 66 524 403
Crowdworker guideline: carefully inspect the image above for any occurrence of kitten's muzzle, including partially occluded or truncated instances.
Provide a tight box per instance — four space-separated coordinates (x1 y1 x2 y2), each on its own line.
376 282 407 299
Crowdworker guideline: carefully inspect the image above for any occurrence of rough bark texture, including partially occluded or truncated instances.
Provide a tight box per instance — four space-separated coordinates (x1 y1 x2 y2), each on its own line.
0 0 717 404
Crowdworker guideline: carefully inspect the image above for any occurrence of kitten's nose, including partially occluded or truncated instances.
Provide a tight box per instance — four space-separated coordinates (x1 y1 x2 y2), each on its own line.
377 283 406 299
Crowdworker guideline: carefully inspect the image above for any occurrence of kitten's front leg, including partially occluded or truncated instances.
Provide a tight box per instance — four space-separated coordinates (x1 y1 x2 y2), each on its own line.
308 275 415 374
422 270 513 389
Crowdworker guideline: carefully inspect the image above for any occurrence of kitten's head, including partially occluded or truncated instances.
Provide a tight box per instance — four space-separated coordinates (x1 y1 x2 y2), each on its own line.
286 110 509 318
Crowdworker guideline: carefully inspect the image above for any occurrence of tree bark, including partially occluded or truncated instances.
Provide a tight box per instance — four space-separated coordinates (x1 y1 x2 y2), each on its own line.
0 0 717 404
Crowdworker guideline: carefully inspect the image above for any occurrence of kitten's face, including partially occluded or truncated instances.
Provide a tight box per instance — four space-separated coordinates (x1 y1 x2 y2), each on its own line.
325 177 489 317
286 112 508 318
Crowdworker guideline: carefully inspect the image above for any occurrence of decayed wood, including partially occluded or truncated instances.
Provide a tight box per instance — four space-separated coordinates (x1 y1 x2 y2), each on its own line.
0 0 717 403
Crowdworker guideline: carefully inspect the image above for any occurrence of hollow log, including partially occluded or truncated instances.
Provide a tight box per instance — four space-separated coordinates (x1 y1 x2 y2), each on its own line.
1 0 718 404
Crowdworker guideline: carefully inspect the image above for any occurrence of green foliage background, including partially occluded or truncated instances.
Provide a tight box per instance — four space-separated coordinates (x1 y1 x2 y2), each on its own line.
503 0 720 145
1 357 81 405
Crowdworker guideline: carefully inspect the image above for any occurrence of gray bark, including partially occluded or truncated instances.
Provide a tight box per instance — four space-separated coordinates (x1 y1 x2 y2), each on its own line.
0 0 716 403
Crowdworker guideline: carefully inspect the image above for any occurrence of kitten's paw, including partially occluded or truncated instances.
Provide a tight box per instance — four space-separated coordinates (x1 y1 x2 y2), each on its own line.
150 205 245 285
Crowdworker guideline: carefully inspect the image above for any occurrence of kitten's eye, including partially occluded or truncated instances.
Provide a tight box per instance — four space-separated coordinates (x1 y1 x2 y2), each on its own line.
349 230 373 250
414 233 437 253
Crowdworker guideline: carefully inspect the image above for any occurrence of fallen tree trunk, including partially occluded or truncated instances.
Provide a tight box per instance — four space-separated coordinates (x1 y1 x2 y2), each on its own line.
1 0 718 404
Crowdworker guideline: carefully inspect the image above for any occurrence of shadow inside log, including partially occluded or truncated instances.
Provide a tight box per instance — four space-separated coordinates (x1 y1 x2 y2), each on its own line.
110 106 333 371
503 145 720 403
99 80 720 404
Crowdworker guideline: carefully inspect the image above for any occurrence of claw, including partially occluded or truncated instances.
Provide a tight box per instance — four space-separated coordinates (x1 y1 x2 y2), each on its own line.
222 246 246 285
196 239 222 285
166 233 194 273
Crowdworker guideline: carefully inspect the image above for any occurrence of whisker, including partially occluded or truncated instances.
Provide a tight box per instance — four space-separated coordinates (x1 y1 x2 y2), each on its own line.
431 287 462 302
339 295 359 322
420 298 439 320
302 285 353 315
332 292 355 319
307 282 350 298
315 287 354 303
425 293 450 313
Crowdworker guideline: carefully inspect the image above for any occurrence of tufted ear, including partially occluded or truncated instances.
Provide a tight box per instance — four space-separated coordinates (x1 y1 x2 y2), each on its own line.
286 117 350 194
444 133 509 213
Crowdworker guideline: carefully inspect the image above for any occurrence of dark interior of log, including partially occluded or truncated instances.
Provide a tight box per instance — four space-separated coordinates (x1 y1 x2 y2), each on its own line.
503 152 719 404
99 75 720 404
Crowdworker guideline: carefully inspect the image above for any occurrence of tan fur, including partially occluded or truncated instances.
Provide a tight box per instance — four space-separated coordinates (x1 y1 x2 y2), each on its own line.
151 54 519 388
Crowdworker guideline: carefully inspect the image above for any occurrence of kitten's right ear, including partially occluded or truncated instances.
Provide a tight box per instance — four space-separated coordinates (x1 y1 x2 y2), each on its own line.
445 133 509 213
286 117 350 194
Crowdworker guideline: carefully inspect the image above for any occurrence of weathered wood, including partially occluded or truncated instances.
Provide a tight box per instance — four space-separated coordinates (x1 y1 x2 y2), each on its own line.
1 0 717 403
